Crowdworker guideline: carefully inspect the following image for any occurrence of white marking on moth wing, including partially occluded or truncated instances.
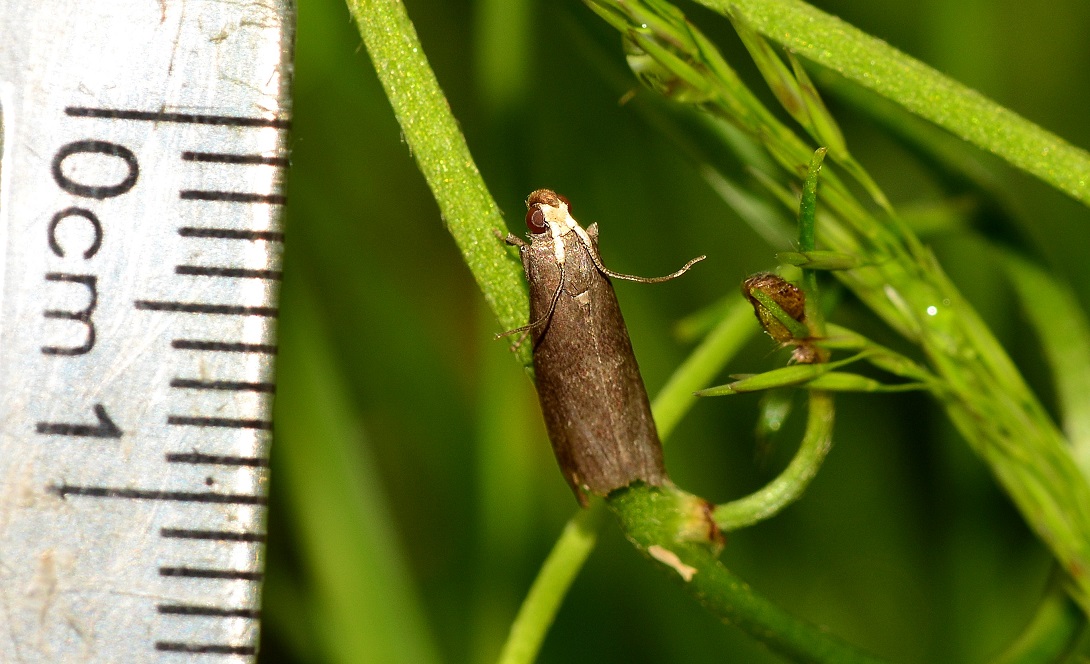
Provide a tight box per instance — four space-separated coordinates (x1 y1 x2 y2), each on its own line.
648 545 697 582
548 220 567 264
574 291 591 306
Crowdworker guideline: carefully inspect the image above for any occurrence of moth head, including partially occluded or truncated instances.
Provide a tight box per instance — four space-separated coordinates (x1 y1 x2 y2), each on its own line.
525 188 574 236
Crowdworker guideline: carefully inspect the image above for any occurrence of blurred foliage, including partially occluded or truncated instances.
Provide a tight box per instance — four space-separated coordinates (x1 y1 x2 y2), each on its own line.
262 0 1090 662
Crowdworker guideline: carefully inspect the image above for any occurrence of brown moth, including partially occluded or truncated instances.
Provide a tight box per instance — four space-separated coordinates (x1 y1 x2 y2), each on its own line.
501 189 704 505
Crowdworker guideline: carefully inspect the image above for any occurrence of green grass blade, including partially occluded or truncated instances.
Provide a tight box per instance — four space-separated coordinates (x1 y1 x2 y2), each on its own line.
695 0 1090 208
344 0 530 365
991 569 1086 664
496 506 605 664
714 390 835 530
653 297 756 437
274 269 443 664
609 484 889 663
1001 251 1090 478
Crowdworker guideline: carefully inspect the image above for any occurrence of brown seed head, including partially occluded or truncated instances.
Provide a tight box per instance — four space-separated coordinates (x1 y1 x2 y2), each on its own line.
741 272 806 344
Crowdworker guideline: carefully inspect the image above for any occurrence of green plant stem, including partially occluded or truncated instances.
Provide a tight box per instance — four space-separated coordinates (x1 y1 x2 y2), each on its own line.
588 0 1090 616
496 505 606 664
653 297 757 438
712 150 838 529
797 147 828 339
344 0 530 366
1000 250 1090 478
797 149 823 254
275 268 442 664
714 390 834 530
693 0 1090 209
991 568 1086 664
608 484 889 663
804 66 1090 662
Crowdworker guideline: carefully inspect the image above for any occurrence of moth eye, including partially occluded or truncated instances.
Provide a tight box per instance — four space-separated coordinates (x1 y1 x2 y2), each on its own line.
557 194 572 211
526 207 548 234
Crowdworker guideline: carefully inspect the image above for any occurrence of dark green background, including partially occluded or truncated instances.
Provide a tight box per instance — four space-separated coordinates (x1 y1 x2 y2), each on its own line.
260 0 1090 661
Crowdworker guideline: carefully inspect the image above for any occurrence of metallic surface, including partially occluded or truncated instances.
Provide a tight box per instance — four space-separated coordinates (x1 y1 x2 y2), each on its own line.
0 2 293 661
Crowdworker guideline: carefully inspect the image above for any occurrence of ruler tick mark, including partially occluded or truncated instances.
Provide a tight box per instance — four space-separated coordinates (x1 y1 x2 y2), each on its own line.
166 452 269 467
172 339 277 354
182 151 288 166
176 265 283 280
53 484 267 505
65 106 290 129
178 227 284 242
160 566 263 581
181 190 286 205
167 416 273 430
160 528 267 542
158 604 260 619
170 378 276 393
135 300 278 317
155 642 257 655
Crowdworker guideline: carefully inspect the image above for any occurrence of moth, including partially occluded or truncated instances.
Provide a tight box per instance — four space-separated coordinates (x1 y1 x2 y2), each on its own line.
501 189 704 505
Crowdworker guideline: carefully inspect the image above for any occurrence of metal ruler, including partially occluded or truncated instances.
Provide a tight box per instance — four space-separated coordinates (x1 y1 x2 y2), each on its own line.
0 2 293 661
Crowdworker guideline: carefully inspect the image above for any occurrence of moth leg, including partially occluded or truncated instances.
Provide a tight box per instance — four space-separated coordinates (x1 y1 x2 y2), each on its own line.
494 264 566 350
496 228 529 249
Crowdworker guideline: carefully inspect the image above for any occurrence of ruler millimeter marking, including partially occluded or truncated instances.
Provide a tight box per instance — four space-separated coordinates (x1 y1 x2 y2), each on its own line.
0 2 294 661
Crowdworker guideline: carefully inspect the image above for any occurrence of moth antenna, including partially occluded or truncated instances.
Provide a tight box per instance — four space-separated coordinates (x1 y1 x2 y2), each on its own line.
577 232 705 283
494 265 566 347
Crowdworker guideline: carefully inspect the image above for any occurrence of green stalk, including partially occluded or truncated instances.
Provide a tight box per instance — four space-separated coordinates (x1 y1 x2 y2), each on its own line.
991 569 1085 664
586 0 1090 616
608 484 889 664
344 0 530 366
693 0 1090 208
1001 251 1090 477
496 506 606 664
275 269 442 664
652 297 756 438
713 391 834 530
711 148 837 529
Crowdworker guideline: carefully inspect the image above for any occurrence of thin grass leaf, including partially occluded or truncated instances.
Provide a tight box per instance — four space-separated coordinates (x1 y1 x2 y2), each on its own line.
275 272 442 664
801 372 927 393
783 49 846 156
586 0 1090 614
713 391 836 530
701 165 795 247
695 0 1090 209
697 352 867 395
1001 251 1090 478
654 297 757 437
497 507 605 664
777 250 861 270
344 0 530 366
726 10 809 127
785 51 892 212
